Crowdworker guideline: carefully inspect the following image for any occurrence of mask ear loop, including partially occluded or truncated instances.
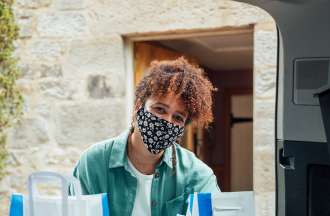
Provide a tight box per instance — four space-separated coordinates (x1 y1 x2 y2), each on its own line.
171 144 177 176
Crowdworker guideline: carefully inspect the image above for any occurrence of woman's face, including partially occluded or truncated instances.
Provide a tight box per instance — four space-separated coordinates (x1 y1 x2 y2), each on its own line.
144 93 188 127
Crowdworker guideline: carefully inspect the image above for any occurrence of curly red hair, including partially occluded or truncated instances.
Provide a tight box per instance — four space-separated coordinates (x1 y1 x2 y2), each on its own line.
134 57 217 128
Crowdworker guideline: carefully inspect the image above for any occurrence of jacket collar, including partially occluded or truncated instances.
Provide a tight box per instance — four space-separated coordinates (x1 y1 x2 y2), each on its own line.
108 129 173 169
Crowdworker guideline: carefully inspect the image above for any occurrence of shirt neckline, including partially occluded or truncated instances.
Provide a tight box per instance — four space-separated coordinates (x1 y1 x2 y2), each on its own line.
127 157 154 180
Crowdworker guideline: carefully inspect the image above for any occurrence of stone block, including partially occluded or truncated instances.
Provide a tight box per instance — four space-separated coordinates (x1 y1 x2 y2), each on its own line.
254 30 277 67
19 63 63 79
224 1 273 25
16 0 52 9
255 192 275 216
54 99 126 146
87 75 112 99
54 0 88 10
15 80 36 98
28 40 64 62
255 67 277 99
14 9 34 19
37 12 87 37
254 99 276 119
19 63 39 79
64 38 126 97
254 147 275 193
254 130 275 149
39 64 63 78
254 116 275 138
65 38 124 75
17 17 34 38
38 78 75 100
7 117 50 149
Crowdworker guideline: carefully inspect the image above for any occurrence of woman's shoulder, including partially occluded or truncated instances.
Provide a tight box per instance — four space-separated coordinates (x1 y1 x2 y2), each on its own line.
74 137 115 174
75 130 130 168
82 137 116 156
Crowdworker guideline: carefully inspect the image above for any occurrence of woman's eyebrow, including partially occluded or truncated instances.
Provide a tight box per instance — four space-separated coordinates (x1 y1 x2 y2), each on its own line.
154 102 169 108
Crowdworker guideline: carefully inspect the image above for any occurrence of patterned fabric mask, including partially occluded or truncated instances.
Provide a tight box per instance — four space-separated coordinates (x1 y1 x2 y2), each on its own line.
136 106 185 154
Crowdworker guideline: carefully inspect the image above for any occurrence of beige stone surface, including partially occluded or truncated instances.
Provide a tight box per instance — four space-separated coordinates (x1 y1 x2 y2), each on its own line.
254 146 276 193
54 99 126 146
1 0 277 215
255 192 276 216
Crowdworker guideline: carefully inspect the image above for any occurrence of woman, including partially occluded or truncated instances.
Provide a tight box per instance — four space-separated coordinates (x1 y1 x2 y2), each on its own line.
73 57 221 216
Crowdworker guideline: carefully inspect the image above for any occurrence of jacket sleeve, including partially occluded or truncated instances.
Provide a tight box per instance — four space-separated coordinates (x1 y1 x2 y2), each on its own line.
183 150 222 194
73 159 92 194
198 173 221 193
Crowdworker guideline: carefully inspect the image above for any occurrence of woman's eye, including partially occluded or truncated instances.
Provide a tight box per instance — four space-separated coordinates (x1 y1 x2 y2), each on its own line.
154 107 165 114
174 115 184 123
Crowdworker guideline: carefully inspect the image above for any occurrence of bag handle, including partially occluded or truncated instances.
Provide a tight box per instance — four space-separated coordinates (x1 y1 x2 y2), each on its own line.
28 172 69 216
186 193 199 216
66 175 82 199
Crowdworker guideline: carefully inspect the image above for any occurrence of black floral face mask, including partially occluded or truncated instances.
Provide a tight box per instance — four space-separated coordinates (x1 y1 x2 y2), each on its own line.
136 106 185 154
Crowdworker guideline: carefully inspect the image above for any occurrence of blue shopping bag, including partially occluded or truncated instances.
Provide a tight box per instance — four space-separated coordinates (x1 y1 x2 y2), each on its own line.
186 193 212 216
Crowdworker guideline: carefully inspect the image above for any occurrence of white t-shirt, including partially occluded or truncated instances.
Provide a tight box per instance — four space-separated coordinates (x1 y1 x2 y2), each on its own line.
127 158 154 216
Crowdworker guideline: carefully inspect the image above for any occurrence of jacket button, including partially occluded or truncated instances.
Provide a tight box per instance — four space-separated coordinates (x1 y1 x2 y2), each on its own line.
155 172 160 178
151 200 157 207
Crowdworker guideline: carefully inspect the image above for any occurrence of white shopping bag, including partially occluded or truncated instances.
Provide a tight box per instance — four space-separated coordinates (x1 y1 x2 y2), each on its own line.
212 191 255 216
9 172 109 216
185 191 255 216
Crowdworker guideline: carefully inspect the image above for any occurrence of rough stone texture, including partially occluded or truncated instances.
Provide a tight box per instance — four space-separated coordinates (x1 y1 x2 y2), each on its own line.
16 0 52 9
1 0 278 215
88 1 226 35
54 99 126 147
254 146 276 193
6 117 50 149
14 8 34 19
19 63 63 79
87 75 112 98
39 64 63 78
254 99 276 148
18 63 38 79
63 37 126 97
0 145 82 214
38 78 77 100
255 192 276 216
64 37 125 75
37 12 88 37
255 66 277 99
253 21 277 216
254 30 278 67
54 0 88 10
28 39 64 62
17 17 34 38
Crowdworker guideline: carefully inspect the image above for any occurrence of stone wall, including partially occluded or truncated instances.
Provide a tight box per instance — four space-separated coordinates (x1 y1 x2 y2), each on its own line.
0 1 277 215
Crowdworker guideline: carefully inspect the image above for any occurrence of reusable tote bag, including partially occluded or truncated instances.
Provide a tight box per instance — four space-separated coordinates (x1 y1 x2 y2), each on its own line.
9 171 109 216
185 191 255 216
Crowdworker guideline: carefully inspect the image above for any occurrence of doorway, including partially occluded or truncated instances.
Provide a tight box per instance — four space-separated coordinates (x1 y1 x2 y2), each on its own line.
130 26 254 192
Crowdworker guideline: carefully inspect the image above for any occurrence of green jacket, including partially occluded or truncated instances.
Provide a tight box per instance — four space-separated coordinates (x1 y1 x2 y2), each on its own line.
73 129 221 216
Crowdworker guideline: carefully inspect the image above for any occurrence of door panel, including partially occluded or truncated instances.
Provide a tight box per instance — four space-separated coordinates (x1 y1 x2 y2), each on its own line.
231 94 253 191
